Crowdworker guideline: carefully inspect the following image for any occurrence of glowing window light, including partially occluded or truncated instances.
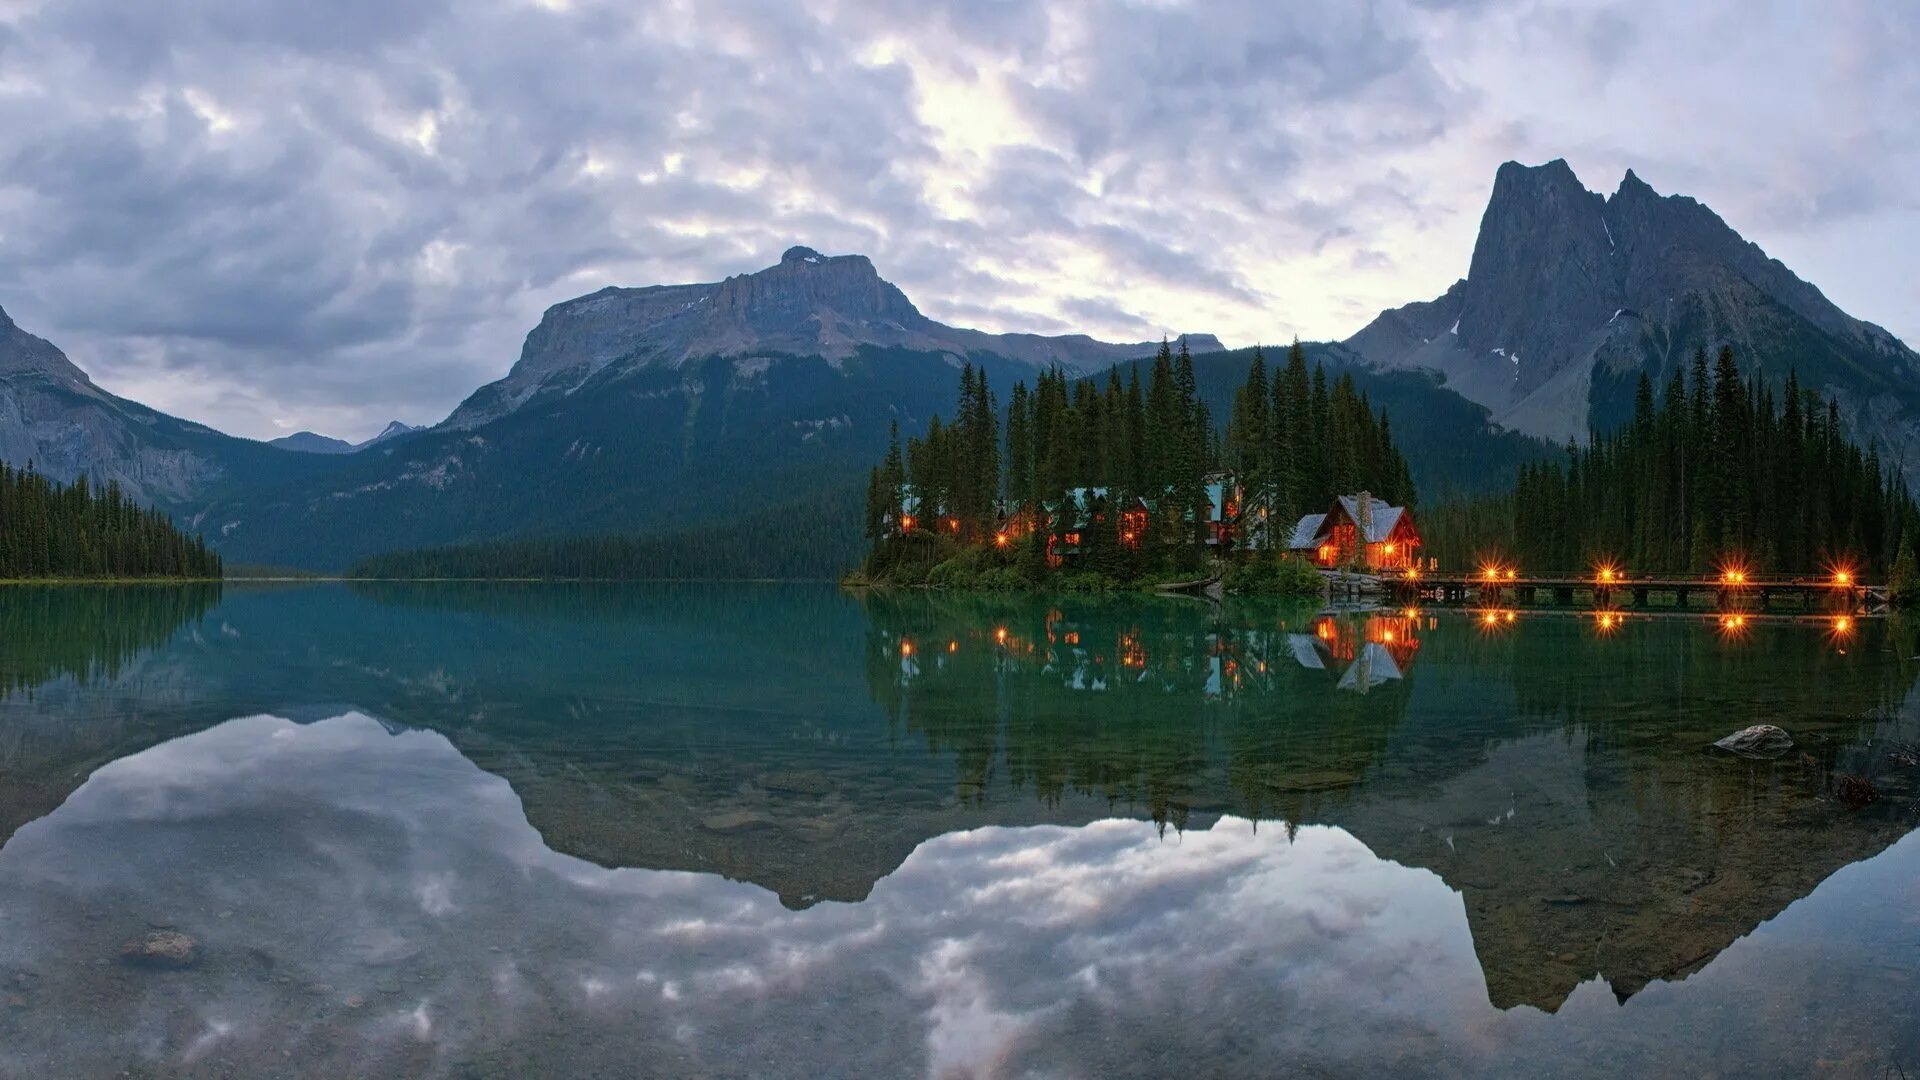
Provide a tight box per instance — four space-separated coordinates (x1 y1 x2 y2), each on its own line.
900 515 915 531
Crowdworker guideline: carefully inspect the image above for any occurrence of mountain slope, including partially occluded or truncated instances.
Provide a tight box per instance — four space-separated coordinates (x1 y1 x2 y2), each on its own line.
0 305 331 508
1346 160 1920 456
444 246 1223 429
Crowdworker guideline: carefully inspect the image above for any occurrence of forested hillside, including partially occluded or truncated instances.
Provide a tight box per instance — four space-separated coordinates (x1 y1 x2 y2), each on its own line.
1426 347 1919 576
351 486 864 580
0 463 222 579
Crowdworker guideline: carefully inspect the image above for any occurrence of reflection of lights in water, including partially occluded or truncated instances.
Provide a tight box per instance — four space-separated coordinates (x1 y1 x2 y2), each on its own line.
900 640 914 657
1717 614 1750 637
947 640 958 654
1593 611 1621 635
994 626 1008 644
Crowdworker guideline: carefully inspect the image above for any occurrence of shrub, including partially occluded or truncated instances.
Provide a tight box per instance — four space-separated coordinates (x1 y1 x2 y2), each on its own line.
1224 555 1325 598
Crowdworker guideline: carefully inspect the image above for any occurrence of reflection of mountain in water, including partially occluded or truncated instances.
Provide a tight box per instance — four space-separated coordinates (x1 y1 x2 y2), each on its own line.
5 711 1920 1077
3 583 1919 1014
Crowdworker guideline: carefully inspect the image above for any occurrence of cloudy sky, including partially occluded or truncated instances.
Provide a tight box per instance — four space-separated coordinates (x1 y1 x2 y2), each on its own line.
0 0 1914 441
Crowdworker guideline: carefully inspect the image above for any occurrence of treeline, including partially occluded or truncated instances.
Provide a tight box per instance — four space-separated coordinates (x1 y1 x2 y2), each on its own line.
0 463 221 579
862 338 1413 578
1434 347 1918 575
353 486 865 580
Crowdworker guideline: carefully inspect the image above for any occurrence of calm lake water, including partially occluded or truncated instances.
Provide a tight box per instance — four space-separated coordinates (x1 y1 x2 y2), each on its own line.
3 583 1920 1078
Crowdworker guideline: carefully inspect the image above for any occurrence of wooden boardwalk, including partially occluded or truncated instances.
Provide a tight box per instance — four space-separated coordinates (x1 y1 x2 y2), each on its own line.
1386 570 1885 612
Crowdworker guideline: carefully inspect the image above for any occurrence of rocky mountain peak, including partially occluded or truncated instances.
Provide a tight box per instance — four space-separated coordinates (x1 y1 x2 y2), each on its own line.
1345 158 1920 461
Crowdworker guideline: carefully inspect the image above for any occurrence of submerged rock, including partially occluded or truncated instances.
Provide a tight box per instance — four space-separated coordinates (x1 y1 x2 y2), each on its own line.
1712 724 1794 759
1836 774 1881 808
119 930 200 970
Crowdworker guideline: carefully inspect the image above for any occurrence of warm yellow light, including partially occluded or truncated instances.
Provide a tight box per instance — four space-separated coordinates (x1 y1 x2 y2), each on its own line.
1503 610 1516 623
1384 543 1396 555
994 627 1009 643
1834 616 1854 634
1403 608 1420 619
1382 629 1396 643
949 518 960 532
900 515 915 531
1834 569 1853 586
1482 611 1499 626
994 532 1010 547
1598 564 1617 583
1506 569 1517 580
1405 567 1420 580
947 640 958 654
900 640 914 657
1483 566 1499 581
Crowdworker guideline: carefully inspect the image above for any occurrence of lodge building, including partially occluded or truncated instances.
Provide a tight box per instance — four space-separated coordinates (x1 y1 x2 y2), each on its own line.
1287 492 1422 571
893 477 1422 573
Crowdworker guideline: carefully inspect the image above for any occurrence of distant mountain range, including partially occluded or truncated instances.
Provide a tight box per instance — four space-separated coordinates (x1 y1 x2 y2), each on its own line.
2 160 1913 569
267 422 419 455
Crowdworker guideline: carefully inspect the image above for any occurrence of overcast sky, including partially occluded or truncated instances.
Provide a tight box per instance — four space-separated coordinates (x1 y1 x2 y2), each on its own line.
0 0 1914 441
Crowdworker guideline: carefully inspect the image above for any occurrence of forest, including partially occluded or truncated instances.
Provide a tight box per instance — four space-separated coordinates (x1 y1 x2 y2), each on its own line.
1426 346 1920 580
859 338 1413 590
351 485 866 580
0 463 222 580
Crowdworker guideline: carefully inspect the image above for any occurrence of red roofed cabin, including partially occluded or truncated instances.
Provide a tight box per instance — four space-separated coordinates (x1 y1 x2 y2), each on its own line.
1289 492 1421 571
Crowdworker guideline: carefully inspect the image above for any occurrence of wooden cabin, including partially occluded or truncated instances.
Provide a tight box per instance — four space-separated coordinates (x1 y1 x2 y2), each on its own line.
1045 487 1150 566
1288 492 1421 570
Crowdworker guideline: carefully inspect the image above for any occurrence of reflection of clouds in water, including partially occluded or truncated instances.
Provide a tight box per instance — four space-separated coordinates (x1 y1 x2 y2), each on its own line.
0 712 1916 1078
0 713 1488 1076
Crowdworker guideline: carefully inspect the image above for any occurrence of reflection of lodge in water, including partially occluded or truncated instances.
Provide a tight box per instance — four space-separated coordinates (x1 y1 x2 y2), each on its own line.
888 610 1425 698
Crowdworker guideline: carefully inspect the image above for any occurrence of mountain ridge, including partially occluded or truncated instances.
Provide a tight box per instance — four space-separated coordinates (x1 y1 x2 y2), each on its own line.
443 245 1223 429
1345 159 1920 454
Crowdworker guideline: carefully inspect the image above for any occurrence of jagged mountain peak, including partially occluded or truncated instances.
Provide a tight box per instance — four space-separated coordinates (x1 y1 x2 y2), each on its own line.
1346 158 1920 463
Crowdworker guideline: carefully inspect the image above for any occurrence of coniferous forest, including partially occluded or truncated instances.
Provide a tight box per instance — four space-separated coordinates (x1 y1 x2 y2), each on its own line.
0 463 221 579
352 486 866 580
1431 346 1920 579
859 338 1413 589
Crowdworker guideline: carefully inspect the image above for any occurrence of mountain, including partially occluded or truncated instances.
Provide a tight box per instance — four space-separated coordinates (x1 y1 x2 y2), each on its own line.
1346 160 1920 457
269 421 418 455
268 431 355 454
0 246 1542 570
360 420 418 448
0 304 324 508
444 245 1222 430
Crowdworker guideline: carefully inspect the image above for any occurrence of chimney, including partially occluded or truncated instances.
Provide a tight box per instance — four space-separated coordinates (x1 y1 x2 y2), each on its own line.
1356 491 1373 538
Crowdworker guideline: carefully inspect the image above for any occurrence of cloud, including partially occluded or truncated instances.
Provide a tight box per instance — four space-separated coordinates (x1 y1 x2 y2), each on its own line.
0 0 1913 440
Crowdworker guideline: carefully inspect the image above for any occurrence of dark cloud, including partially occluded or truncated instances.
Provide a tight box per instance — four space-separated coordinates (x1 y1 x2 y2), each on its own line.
0 0 1910 439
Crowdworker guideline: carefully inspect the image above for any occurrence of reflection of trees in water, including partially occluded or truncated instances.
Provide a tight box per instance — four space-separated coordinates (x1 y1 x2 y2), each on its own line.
1459 612 1920 824
0 584 221 698
858 593 1421 827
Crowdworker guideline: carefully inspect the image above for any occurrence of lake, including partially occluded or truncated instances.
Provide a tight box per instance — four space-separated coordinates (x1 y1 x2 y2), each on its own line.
2 583 1919 1077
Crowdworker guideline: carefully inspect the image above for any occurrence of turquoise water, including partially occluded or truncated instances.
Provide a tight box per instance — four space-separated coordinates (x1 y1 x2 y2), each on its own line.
2 583 1918 1077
